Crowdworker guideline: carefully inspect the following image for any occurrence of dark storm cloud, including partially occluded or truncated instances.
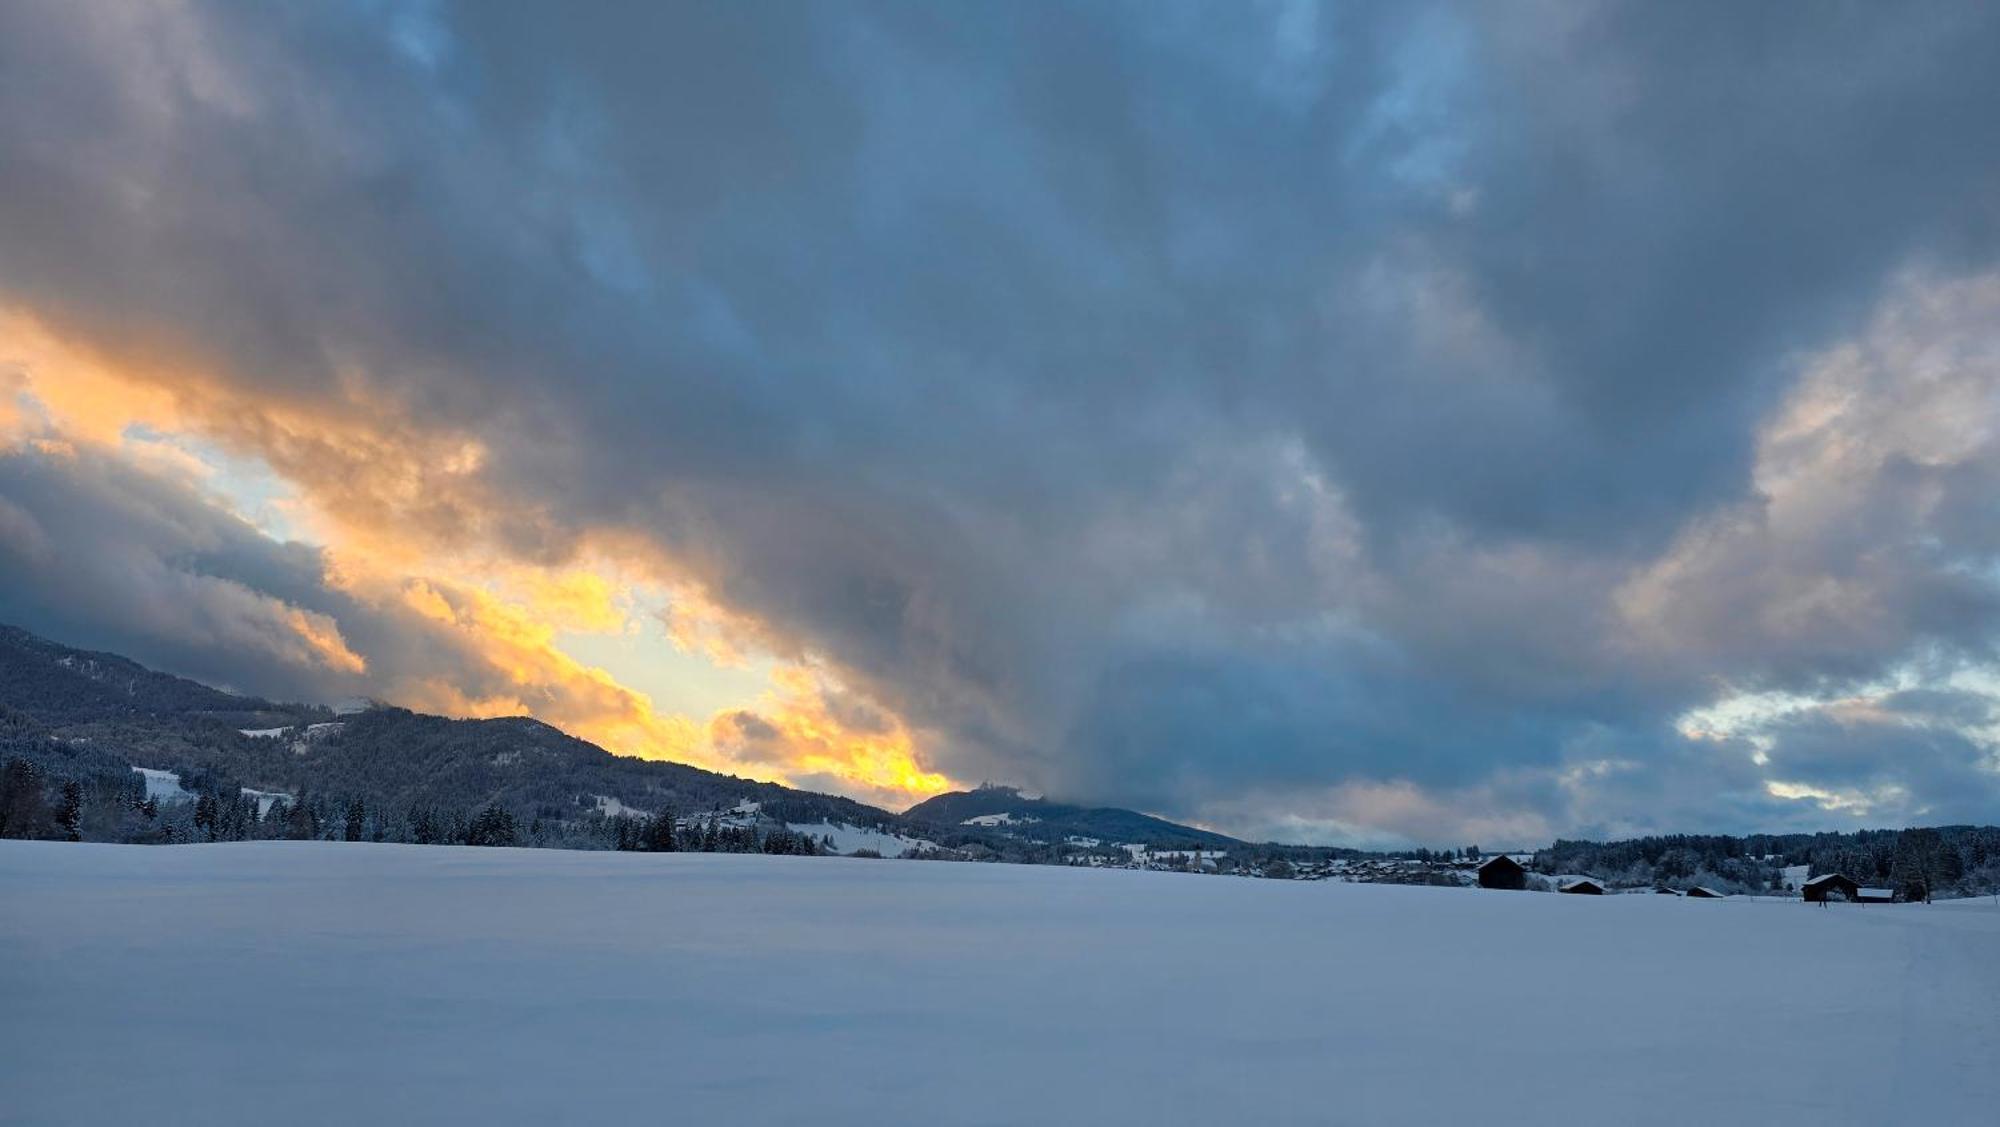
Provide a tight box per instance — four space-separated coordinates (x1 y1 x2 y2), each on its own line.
0 443 575 714
4 0 2000 837
0 444 370 700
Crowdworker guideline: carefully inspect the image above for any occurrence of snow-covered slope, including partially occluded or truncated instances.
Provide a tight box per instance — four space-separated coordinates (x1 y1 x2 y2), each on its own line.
2 841 1994 1126
130 767 194 804
786 820 935 857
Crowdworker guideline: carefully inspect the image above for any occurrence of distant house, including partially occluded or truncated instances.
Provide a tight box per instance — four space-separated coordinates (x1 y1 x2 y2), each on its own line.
1802 874 1859 903
1685 886 1725 899
1854 886 1897 904
1477 855 1527 891
1653 887 1680 895
1557 878 1605 895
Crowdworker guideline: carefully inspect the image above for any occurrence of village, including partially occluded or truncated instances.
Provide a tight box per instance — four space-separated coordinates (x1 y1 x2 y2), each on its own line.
1075 843 1944 903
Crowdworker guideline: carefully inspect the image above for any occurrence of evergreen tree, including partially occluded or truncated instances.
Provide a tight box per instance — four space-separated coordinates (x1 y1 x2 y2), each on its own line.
466 805 516 847
4 758 56 838
410 806 439 845
193 793 220 841
262 797 289 837
642 810 677 852
285 792 319 841
55 779 83 842
344 798 366 843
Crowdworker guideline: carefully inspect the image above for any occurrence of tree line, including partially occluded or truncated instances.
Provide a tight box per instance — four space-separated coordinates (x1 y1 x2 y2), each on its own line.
1535 826 2000 899
0 753 834 858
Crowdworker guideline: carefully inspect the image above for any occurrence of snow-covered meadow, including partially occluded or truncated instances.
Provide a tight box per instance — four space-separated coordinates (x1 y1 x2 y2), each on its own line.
2 842 1994 1126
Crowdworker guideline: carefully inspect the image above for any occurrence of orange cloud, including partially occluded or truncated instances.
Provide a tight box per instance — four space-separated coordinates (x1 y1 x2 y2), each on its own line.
2 305 961 805
708 664 954 805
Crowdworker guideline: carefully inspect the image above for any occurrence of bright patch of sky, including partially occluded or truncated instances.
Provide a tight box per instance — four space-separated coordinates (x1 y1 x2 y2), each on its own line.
118 423 310 543
556 617 773 724
1680 656 2000 777
118 419 772 730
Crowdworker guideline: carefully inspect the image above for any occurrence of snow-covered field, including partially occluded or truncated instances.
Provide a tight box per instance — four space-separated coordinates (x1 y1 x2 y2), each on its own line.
2 843 1994 1126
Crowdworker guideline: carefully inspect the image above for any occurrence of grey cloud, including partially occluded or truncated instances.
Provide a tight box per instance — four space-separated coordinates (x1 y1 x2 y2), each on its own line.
0 444 557 715
4 1 2000 839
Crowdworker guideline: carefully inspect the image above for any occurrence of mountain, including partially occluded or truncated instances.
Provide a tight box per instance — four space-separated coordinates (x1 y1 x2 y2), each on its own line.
0 624 321 729
0 623 903 845
0 622 1248 860
903 785 1241 849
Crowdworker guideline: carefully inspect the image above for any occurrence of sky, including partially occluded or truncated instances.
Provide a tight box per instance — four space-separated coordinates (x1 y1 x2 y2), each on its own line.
4 1 2000 847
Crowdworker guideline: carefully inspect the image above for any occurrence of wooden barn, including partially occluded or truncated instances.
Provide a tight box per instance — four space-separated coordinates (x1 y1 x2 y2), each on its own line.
1685 886 1725 899
1557 878 1605 895
1802 873 1859 903
1854 886 1897 904
1477 854 1527 891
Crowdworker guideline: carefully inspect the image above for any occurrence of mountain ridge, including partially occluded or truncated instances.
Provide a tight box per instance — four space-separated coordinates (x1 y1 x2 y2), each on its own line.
903 784 1241 848
0 622 1239 856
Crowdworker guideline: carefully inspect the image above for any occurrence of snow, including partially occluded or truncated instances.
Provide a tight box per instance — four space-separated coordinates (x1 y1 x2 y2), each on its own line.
240 788 290 817
2 843 1996 1126
786 821 935 857
130 767 193 804
963 812 1037 826
1114 843 1227 862
135 768 287 814
238 727 288 738
279 721 344 756
594 795 649 819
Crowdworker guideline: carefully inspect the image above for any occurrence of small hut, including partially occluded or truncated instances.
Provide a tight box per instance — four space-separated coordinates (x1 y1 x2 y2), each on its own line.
1854 886 1896 904
1557 878 1605 895
1685 886 1725 899
1477 854 1527 891
1802 873 1859 903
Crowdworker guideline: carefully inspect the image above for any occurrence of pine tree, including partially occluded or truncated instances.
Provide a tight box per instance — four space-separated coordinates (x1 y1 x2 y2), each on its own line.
194 793 220 841
643 810 677 852
286 792 318 841
344 798 366 843
55 780 83 842
467 805 516 847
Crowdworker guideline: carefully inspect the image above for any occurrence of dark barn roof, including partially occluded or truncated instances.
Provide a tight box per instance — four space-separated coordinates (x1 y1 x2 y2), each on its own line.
1802 873 1860 902
1476 854 1528 890
1557 878 1605 895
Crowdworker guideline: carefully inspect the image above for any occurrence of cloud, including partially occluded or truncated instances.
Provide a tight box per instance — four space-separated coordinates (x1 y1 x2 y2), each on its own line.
0 440 370 699
2 1 2000 840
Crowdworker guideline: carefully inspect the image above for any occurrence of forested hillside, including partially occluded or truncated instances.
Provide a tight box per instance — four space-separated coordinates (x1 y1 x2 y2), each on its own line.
0 624 905 851
904 785 1242 849
0 624 1258 861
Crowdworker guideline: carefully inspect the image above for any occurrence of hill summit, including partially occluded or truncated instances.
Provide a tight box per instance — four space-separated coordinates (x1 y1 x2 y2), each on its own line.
903 783 1239 849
